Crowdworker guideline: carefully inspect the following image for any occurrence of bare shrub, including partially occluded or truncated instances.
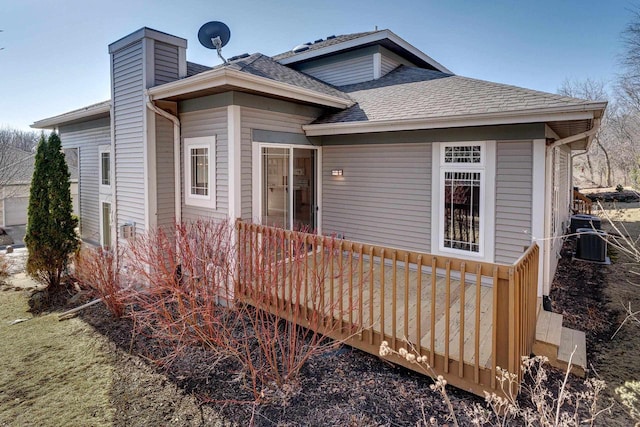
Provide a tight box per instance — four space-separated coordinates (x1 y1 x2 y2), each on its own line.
124 219 349 401
380 341 610 426
0 254 10 283
234 227 348 399
125 220 234 366
74 246 126 318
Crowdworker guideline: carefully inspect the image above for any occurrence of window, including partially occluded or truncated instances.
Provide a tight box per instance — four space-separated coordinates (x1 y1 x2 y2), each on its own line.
184 136 216 208
190 147 208 196
100 201 112 248
443 171 481 252
439 143 486 256
99 146 111 189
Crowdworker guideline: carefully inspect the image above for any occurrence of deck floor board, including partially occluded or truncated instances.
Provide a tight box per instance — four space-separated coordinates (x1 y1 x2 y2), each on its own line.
267 251 495 368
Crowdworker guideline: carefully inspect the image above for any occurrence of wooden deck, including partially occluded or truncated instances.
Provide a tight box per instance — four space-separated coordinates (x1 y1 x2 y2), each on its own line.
236 221 539 397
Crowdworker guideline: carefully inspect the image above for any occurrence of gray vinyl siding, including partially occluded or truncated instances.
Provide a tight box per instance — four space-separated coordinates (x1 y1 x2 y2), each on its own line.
59 117 111 244
322 143 431 252
180 107 228 222
380 54 400 77
298 55 374 86
240 107 317 222
494 141 533 264
155 115 175 229
112 40 145 232
154 42 179 85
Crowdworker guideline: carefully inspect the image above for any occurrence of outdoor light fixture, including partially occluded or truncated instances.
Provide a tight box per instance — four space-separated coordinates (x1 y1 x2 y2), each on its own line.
331 169 343 176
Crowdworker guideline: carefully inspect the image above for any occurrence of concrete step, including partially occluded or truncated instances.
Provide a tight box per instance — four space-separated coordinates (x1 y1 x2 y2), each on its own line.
554 327 587 377
533 310 563 359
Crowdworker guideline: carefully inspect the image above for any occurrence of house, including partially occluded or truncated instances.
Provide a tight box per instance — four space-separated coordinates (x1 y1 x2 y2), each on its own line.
32 27 606 395
0 146 78 228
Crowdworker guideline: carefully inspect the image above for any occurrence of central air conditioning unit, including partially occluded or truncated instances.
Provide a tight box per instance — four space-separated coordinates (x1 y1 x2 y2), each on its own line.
574 228 609 264
570 214 602 234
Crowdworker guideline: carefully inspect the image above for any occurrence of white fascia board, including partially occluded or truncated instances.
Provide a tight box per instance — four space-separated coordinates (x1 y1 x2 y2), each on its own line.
278 30 452 74
385 31 452 74
303 107 599 136
32 101 111 129
148 68 353 109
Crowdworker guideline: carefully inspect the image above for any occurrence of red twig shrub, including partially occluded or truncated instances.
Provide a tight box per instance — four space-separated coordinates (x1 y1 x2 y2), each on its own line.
125 220 235 366
74 246 126 318
123 219 353 401
235 226 351 398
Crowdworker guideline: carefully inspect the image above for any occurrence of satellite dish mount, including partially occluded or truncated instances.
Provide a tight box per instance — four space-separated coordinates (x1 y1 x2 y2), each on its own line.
198 21 231 64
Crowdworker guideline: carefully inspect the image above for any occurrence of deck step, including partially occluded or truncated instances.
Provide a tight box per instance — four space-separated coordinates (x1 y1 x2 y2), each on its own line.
533 310 563 359
554 327 587 377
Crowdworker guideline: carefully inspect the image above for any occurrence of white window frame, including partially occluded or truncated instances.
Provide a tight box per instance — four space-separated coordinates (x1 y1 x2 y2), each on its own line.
251 141 322 233
98 195 112 248
432 141 496 261
184 136 216 209
98 145 111 192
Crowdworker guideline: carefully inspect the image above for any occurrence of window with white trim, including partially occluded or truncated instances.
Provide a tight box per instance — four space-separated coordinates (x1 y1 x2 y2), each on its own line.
98 145 111 190
440 143 485 255
184 136 216 208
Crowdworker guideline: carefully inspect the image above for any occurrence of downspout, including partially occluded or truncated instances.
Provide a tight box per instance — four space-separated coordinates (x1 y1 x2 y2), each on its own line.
145 92 181 223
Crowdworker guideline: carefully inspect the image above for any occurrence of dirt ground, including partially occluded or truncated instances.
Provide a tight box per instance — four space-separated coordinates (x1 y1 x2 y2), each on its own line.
554 189 640 425
2 198 640 425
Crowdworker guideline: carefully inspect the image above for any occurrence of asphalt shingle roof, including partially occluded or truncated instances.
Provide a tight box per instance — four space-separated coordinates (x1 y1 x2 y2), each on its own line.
313 66 598 124
190 53 352 101
186 61 212 77
272 31 379 62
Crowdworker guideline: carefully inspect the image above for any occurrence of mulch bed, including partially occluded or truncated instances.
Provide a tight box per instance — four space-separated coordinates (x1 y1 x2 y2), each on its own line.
549 240 618 365
49 245 616 426
79 302 480 426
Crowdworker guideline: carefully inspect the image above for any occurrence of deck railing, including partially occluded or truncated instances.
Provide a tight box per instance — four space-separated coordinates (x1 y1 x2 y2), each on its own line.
236 220 539 397
573 189 593 215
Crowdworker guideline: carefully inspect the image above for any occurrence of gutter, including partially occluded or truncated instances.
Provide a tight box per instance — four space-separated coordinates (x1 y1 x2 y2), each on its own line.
32 100 111 129
303 104 606 136
145 92 181 223
547 118 601 150
148 67 354 109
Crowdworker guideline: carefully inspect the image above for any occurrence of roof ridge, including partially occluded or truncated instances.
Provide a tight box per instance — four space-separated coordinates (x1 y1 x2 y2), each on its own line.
271 30 384 61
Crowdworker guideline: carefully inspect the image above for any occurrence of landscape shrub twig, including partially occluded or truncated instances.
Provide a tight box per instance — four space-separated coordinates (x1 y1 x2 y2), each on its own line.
122 219 351 402
379 341 609 426
74 246 127 318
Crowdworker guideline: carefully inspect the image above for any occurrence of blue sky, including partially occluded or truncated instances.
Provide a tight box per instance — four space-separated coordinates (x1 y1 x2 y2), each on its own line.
0 0 634 131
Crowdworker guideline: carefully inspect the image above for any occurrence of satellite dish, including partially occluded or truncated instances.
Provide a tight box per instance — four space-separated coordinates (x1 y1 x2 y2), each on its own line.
198 21 231 64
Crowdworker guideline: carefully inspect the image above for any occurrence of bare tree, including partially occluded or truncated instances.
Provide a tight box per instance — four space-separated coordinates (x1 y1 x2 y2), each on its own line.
616 8 640 188
0 127 46 200
559 78 613 187
620 8 640 113
0 126 40 152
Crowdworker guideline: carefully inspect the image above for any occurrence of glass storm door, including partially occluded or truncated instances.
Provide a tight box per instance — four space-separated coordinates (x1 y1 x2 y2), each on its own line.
292 148 316 231
262 147 290 229
261 146 317 231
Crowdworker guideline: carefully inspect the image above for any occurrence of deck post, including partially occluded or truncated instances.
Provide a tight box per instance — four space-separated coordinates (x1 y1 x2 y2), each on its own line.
236 222 541 400
495 272 511 381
